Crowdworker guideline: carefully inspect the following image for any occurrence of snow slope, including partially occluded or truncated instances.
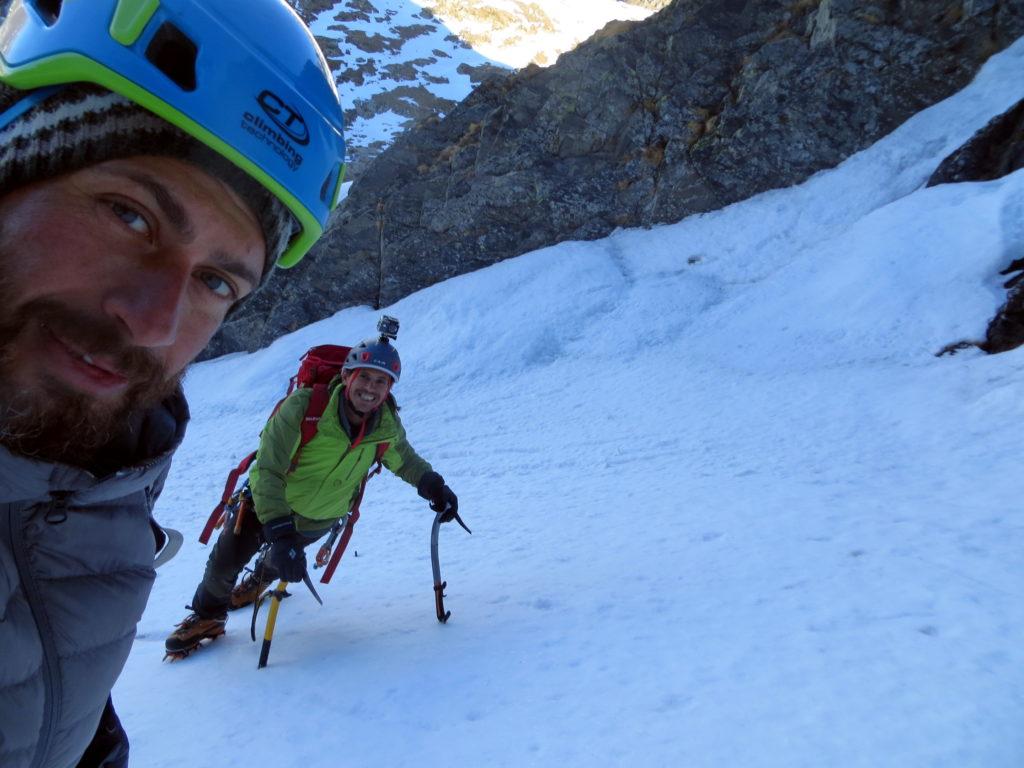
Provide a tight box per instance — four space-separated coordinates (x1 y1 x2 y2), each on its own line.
116 38 1024 768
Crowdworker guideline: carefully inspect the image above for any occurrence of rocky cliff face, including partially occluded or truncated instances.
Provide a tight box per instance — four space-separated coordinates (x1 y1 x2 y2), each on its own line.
417 0 656 67
928 99 1024 354
928 98 1024 186
207 0 1024 358
296 0 655 175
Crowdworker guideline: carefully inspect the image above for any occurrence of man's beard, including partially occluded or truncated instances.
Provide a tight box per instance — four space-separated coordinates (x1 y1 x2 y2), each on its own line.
0 297 183 469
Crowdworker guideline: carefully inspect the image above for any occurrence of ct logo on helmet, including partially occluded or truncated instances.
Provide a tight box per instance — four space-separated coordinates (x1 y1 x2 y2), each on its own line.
392 362 401 372
360 352 371 362
257 90 310 146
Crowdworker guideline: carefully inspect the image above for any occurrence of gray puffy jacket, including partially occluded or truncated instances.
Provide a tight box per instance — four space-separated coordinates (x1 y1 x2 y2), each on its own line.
0 394 188 768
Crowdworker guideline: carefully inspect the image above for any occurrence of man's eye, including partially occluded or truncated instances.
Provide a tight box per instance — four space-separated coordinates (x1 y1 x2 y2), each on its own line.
198 271 236 300
110 201 151 236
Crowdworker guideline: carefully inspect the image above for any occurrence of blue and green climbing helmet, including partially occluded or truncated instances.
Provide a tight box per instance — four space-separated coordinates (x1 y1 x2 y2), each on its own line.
0 0 347 269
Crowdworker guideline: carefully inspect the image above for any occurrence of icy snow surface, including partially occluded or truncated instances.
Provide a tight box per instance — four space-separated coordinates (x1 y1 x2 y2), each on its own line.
117 39 1024 768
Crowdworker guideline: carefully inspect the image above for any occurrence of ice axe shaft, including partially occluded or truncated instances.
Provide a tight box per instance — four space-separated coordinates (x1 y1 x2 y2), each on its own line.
253 570 320 668
258 580 289 669
430 507 469 623
430 513 450 623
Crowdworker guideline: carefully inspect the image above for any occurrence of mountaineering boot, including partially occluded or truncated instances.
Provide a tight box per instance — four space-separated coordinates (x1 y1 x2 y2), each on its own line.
164 611 227 660
229 569 273 611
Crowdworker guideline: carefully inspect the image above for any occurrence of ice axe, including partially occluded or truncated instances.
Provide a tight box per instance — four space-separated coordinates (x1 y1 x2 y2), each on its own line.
255 573 322 669
431 505 471 624
257 580 288 669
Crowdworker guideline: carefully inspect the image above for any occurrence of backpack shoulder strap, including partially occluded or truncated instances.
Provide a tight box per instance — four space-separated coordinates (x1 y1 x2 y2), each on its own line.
300 382 332 448
200 450 257 544
289 382 333 472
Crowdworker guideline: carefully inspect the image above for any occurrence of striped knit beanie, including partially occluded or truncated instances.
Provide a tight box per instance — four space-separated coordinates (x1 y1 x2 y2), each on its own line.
0 83 296 282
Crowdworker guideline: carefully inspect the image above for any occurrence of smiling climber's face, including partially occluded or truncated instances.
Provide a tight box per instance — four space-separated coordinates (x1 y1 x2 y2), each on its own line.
345 368 393 415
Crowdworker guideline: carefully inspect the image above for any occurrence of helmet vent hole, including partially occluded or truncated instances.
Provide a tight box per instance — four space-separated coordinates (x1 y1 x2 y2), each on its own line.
32 0 63 25
145 22 198 92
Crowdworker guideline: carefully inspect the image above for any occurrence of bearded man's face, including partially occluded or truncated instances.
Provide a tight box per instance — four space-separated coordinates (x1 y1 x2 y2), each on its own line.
0 294 182 465
0 155 266 468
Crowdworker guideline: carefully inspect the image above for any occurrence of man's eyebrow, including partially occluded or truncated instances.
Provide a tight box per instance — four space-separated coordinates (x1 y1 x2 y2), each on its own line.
126 172 193 236
211 250 261 291
99 167 261 288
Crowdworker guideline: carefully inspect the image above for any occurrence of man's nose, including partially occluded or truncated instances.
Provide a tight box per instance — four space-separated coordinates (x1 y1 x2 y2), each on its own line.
101 256 191 347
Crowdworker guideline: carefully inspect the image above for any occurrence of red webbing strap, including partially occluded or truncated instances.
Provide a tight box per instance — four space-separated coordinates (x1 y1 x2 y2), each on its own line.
320 507 358 584
289 382 332 472
319 442 389 584
199 450 257 544
372 441 388 475
199 387 293 544
349 417 367 449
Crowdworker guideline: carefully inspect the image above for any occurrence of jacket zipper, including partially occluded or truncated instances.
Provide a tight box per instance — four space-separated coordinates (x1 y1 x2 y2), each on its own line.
10 492 70 768
337 441 378 490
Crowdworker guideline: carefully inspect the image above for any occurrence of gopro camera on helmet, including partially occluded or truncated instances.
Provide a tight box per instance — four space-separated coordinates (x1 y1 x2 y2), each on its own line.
377 315 400 342
345 319 402 382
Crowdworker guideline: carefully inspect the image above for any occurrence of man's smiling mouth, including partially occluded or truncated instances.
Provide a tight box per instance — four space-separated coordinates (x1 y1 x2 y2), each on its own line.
43 324 131 393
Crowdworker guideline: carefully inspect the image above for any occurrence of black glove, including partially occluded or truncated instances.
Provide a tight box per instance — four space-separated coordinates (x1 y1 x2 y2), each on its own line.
263 517 307 583
417 471 459 522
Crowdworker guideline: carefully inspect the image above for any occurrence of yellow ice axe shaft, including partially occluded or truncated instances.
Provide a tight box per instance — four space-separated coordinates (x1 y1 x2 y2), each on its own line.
258 580 289 669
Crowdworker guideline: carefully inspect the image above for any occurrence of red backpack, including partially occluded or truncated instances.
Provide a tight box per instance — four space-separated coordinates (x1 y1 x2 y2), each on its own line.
198 344 389 583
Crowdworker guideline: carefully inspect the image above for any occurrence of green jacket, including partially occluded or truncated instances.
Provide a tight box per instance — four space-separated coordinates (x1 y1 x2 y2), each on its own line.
249 382 432 533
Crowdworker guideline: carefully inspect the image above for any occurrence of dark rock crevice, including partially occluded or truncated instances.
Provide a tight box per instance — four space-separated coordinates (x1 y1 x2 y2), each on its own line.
928 98 1024 186
985 259 1024 354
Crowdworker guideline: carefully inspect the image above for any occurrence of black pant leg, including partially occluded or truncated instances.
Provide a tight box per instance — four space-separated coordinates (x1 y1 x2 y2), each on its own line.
190 504 263 617
74 696 128 768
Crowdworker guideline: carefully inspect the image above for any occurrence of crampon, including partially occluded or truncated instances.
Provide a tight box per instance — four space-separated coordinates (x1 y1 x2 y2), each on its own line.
162 633 225 661
163 612 226 661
